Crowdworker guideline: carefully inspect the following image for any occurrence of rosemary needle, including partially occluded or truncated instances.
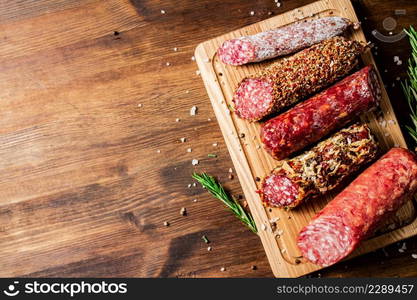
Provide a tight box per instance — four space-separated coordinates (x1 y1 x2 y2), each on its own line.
402 26 417 143
192 172 257 233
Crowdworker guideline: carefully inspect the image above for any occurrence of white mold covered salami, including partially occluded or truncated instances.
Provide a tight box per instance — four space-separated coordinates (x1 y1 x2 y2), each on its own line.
217 16 352 66
297 148 417 267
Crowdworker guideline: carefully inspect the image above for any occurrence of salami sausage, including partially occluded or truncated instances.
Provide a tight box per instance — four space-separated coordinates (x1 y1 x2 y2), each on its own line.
218 17 352 66
297 148 417 267
259 123 378 208
233 37 364 121
260 65 381 160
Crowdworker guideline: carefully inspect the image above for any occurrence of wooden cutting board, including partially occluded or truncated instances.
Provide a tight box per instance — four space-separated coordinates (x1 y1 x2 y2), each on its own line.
195 0 417 277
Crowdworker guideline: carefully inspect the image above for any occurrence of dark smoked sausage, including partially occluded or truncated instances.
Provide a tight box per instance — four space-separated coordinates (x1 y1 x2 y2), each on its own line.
260 65 381 160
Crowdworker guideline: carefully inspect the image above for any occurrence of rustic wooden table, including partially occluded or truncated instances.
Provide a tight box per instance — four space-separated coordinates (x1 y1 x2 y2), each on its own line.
0 0 416 278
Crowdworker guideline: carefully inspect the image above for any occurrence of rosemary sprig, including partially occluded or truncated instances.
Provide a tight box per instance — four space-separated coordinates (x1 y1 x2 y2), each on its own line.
402 26 417 143
192 172 257 233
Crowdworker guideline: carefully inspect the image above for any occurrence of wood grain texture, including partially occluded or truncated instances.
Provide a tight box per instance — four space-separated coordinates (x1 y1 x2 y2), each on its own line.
0 0 416 278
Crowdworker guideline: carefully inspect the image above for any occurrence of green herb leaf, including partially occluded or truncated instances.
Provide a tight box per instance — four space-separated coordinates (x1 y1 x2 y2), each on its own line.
192 172 257 233
403 26 417 142
207 153 217 158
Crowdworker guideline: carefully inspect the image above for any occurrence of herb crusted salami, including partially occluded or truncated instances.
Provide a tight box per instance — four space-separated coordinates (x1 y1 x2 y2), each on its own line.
218 17 352 66
259 123 378 209
260 65 381 160
233 37 365 121
297 148 417 267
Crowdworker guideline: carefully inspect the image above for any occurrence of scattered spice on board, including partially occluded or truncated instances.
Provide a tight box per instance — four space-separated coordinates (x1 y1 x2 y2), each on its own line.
220 267 226 272
192 159 199 166
180 207 187 216
163 221 170 226
207 246 212 251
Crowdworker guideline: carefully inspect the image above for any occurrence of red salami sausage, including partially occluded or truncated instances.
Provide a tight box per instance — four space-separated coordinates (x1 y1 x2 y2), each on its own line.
260 65 381 160
259 123 378 208
218 17 352 66
297 148 417 267
233 37 364 121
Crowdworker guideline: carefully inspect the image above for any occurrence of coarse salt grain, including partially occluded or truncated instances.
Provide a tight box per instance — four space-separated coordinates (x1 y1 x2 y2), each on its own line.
220 267 226 272
191 56 195 61
163 221 169 226
195 70 201 76
192 183 196 187
160 10 166 14
137 104 143 107
173 47 178 51
166 62 170 66
187 184 192 188
412 254 417 259
175 118 180 122
193 199 197 202
192 159 199 166
187 148 192 153
212 143 218 147
185 90 190 94
207 246 212 251
261 224 267 231
229 168 233 173
394 56 399 62
250 11 255 16
190 106 198 116
180 137 186 143
156 149 161 153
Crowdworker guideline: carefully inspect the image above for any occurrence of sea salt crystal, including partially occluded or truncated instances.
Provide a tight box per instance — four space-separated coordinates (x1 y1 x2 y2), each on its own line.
192 159 199 166
190 106 198 116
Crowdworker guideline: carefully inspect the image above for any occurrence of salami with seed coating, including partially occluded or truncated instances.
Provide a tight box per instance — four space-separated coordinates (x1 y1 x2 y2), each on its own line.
297 148 417 267
260 65 381 160
233 37 364 121
259 123 378 209
218 17 352 66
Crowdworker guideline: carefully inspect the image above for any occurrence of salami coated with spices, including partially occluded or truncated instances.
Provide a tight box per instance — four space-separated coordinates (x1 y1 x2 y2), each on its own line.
260 65 381 160
297 148 417 267
233 37 364 121
259 124 378 209
218 17 352 66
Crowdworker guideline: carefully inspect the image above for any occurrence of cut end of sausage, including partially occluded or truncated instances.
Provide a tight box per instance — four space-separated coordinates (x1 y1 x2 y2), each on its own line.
217 38 256 66
260 173 301 207
297 216 356 267
233 77 274 121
